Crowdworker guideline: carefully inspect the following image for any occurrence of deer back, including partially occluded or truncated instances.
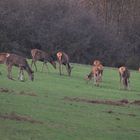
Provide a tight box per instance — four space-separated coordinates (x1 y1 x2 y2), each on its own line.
31 49 47 60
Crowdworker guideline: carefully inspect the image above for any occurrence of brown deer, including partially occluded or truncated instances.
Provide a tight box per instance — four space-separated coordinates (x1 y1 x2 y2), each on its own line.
118 66 130 90
31 49 56 72
85 65 102 86
0 53 10 75
57 51 73 76
93 60 103 81
6 53 34 81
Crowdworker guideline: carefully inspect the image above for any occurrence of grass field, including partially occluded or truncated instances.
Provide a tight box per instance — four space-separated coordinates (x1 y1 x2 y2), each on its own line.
0 61 140 140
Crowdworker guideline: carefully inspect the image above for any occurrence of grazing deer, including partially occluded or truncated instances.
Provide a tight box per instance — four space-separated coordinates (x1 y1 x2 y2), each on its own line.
85 65 103 86
6 53 34 81
57 51 73 76
118 66 130 90
31 49 56 72
0 53 10 75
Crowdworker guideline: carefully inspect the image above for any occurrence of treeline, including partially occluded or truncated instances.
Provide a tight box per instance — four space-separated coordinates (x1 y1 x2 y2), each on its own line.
0 0 140 68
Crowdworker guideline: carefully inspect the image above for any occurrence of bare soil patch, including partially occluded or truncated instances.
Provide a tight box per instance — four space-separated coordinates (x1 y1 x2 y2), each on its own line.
19 91 37 97
131 100 140 105
0 112 43 124
64 97 140 106
104 110 137 117
0 87 14 93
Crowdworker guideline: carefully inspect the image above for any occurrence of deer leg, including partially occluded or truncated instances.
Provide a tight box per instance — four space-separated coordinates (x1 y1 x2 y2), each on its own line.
65 64 68 75
46 63 50 72
122 78 127 90
31 59 37 72
119 75 123 90
42 62 49 73
18 68 21 80
45 63 50 73
127 79 130 90
62 65 64 73
34 61 37 72
94 75 97 86
59 63 62 75
66 64 70 76
95 75 99 86
7 65 14 80
41 62 45 72
31 60 33 68
18 67 24 81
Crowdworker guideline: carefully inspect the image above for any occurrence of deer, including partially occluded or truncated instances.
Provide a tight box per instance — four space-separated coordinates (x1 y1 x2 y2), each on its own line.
6 53 34 81
92 59 103 81
118 66 130 90
93 60 103 74
57 51 73 76
31 49 56 72
0 53 10 75
85 65 103 86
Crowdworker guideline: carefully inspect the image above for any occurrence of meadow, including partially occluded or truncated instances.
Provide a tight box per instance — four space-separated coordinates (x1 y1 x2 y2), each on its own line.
0 61 140 140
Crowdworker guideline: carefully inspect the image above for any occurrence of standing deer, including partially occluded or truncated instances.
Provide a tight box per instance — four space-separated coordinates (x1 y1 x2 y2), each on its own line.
85 64 103 86
57 51 73 76
93 60 103 81
0 53 10 75
118 66 130 90
31 49 56 72
6 53 34 81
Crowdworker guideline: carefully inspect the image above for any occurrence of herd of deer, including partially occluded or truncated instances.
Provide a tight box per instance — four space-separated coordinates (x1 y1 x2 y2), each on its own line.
0 49 130 90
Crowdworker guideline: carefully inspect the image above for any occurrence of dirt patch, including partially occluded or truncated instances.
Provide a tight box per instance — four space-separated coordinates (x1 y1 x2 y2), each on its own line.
0 112 43 124
0 87 14 93
64 97 140 106
104 110 137 117
19 91 37 97
131 100 140 105
64 97 130 106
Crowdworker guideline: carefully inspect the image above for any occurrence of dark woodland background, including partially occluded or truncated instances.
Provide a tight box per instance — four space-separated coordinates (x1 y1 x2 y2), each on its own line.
0 0 140 69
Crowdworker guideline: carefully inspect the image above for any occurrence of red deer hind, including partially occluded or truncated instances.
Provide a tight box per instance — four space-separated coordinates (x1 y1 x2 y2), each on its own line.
85 64 103 86
93 60 103 75
118 66 130 90
57 51 73 76
31 49 56 72
85 60 104 83
6 53 34 81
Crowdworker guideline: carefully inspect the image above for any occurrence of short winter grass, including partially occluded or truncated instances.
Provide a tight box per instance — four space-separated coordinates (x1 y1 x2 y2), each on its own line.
0 61 140 140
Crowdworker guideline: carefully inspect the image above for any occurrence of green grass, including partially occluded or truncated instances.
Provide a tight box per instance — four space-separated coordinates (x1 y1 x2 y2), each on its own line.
0 61 140 140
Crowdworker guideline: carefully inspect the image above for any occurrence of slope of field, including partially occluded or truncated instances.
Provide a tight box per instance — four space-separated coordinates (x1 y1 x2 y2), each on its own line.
0 61 140 140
